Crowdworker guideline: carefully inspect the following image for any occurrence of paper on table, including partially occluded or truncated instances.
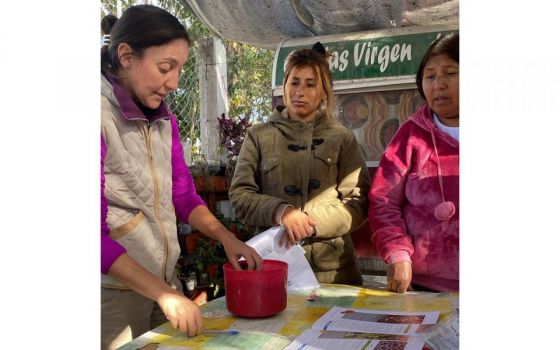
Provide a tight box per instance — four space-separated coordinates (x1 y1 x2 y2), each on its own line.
420 308 459 349
312 306 440 336
244 226 320 291
283 329 426 350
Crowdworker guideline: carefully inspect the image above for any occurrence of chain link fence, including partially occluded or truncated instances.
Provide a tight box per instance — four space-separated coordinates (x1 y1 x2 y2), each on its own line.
164 49 200 156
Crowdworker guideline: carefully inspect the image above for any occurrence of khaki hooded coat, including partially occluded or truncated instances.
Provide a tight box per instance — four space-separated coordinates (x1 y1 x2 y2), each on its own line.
229 106 370 285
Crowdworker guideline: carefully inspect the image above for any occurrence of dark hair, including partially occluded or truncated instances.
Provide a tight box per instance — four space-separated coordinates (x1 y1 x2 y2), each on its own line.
101 14 117 35
101 5 191 76
415 32 459 100
282 42 335 120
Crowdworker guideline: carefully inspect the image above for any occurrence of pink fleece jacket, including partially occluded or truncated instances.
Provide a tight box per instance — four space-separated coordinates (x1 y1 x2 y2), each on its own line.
368 104 459 292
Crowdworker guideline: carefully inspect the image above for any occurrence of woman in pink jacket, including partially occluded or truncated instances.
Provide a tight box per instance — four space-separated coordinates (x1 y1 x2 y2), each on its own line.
369 33 459 293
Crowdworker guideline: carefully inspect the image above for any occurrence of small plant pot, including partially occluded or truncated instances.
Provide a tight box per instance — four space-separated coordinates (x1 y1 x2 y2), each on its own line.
206 264 218 281
207 176 227 192
194 176 228 192
194 177 206 192
186 232 200 254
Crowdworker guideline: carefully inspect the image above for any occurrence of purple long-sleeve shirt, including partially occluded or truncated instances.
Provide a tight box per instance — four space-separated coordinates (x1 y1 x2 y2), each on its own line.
101 78 206 274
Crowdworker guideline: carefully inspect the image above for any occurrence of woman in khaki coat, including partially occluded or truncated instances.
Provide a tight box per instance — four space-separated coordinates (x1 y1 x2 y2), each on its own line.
229 43 370 285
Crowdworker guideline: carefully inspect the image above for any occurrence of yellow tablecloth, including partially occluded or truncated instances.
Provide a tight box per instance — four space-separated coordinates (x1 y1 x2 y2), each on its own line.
117 284 459 350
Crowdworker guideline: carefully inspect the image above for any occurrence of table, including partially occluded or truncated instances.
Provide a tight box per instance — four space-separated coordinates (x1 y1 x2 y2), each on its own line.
117 284 459 350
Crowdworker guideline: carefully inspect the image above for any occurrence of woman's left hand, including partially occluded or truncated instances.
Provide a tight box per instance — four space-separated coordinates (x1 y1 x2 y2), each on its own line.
221 233 263 271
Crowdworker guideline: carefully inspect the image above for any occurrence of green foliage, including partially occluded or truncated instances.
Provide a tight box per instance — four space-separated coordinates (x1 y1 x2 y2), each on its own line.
100 0 136 19
225 41 274 123
194 237 227 270
214 211 256 242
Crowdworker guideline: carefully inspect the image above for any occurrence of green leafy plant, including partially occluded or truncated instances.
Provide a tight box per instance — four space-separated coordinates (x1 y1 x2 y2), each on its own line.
224 41 274 123
214 211 256 242
193 237 227 273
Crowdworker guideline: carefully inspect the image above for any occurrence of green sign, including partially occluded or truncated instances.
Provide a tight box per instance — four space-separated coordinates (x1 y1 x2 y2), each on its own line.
274 30 457 88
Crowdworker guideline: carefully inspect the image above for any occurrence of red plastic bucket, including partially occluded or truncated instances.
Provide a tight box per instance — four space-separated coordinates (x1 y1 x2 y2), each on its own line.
223 259 288 318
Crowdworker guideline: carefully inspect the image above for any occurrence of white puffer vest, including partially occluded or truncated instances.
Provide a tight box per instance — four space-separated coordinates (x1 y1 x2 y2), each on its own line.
101 75 180 289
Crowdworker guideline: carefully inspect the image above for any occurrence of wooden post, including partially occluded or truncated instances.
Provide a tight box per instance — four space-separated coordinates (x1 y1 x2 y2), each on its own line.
197 37 228 166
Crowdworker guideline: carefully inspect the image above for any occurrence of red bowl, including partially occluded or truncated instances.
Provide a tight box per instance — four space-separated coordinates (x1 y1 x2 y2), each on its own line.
223 259 288 318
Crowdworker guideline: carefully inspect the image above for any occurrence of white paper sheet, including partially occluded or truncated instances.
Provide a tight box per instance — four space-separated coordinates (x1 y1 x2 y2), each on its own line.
283 329 426 350
244 226 320 291
312 306 440 336
421 308 459 349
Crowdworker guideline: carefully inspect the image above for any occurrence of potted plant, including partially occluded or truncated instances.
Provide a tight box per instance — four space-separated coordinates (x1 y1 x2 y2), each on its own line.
190 153 229 193
232 218 256 242
217 113 251 179
185 231 200 254
214 210 256 242
190 153 208 178
194 236 228 283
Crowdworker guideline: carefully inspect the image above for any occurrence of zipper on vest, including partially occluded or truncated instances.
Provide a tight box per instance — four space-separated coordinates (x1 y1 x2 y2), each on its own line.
142 123 170 283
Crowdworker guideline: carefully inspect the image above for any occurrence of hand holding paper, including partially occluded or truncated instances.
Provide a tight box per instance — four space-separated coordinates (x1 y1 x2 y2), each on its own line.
244 226 320 291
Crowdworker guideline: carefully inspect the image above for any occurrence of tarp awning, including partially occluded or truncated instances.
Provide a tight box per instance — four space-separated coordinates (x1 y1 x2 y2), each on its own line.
182 0 459 49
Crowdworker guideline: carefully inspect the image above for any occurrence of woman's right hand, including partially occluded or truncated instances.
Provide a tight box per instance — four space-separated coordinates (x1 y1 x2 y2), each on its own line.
157 291 203 337
108 254 205 336
387 261 413 293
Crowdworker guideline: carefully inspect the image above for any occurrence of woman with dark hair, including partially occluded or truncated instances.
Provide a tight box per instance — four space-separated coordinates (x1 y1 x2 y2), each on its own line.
368 32 459 293
100 5 262 349
229 43 370 286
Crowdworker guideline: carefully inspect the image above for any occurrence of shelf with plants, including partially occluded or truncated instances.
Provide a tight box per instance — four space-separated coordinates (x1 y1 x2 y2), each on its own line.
213 211 256 242
176 236 225 303
189 154 227 190
175 113 254 302
193 236 227 300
